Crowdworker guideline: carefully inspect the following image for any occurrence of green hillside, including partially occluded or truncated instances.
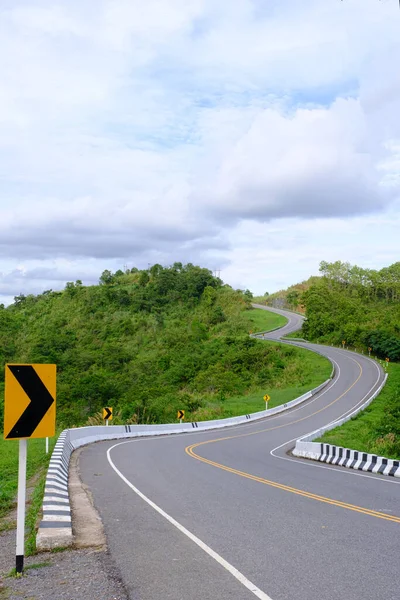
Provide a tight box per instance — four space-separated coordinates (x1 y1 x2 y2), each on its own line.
0 264 330 429
253 276 320 313
302 261 400 360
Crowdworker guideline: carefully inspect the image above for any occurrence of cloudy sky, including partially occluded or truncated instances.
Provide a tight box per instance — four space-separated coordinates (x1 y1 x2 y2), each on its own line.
1 0 399 305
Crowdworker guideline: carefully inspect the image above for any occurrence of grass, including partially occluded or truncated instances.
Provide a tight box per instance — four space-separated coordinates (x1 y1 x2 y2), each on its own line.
201 341 332 418
50 545 71 553
243 308 287 333
283 329 306 339
317 363 399 460
0 435 57 519
6 561 51 578
0 519 16 534
25 471 48 556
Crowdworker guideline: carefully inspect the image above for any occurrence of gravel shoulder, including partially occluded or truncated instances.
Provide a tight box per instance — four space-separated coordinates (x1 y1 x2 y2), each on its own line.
0 448 129 600
0 536 128 600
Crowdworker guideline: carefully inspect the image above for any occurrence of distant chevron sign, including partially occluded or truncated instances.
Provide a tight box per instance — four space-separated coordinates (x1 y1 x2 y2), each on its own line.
103 407 113 421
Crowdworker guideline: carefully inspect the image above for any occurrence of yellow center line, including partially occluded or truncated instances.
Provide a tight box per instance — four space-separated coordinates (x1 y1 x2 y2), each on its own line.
185 358 400 524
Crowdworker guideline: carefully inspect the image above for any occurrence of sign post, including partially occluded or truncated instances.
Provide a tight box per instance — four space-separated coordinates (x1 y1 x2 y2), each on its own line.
102 407 113 426
16 439 27 574
263 394 270 410
342 340 346 349
177 410 185 424
4 364 56 574
368 347 372 357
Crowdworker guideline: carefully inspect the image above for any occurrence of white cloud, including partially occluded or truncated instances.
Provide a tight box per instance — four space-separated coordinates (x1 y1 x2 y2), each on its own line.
0 0 399 304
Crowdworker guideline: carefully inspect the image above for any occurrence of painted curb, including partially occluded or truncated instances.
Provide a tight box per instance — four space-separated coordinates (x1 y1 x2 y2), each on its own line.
317 443 400 477
291 374 399 477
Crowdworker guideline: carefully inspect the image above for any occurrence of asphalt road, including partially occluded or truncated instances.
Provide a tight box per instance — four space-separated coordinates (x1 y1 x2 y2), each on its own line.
79 307 400 600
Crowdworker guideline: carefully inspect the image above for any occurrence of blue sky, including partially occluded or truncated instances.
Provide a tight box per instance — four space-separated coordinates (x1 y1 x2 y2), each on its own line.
0 0 399 303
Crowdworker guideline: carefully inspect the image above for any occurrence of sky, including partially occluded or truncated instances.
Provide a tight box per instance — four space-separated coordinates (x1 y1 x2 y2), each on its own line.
1 0 400 304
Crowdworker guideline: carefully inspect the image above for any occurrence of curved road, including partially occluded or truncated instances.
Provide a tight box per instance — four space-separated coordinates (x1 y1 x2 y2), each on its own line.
79 307 400 600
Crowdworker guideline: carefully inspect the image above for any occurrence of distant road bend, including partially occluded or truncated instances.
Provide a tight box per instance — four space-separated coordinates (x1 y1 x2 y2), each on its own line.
80 306 400 600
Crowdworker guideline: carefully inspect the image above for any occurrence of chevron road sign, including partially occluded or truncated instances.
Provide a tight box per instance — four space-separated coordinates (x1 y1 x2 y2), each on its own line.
103 407 113 421
4 364 56 440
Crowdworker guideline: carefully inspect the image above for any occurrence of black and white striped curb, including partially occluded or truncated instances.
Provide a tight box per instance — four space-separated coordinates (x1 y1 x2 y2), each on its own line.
292 373 398 477
317 443 400 477
36 431 74 549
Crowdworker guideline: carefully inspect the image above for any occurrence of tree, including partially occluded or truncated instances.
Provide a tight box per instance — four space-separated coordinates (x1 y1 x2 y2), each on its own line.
286 290 300 308
99 270 114 285
138 270 150 287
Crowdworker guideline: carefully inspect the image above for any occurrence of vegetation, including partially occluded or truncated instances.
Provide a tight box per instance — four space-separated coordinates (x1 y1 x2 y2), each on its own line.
243 308 287 333
0 437 56 519
301 261 400 360
0 263 332 534
0 263 329 428
253 277 319 313
283 330 306 340
317 363 400 459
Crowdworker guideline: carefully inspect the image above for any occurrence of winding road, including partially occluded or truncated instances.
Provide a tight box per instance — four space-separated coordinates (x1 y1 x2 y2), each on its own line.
79 307 399 600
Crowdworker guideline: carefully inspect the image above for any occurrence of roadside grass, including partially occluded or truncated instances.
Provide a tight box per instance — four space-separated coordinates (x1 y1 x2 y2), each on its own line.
25 472 48 556
0 436 57 520
283 329 306 339
199 341 332 418
0 519 16 534
6 561 51 578
317 363 400 460
243 308 287 333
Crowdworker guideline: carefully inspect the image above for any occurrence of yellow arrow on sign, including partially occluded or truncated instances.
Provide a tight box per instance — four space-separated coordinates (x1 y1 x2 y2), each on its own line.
4 364 56 440
177 410 185 420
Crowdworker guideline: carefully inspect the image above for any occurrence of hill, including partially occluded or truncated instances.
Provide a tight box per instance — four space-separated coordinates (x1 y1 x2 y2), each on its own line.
253 276 320 313
302 260 400 360
0 264 330 429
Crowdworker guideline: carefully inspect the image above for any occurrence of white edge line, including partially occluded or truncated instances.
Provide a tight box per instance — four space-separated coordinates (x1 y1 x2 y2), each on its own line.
107 442 273 600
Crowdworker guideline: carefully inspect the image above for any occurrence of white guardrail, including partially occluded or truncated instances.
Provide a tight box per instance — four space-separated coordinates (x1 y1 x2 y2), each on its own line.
36 371 334 550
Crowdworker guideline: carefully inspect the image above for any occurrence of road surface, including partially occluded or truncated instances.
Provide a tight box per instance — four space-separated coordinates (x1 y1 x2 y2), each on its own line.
79 307 400 600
